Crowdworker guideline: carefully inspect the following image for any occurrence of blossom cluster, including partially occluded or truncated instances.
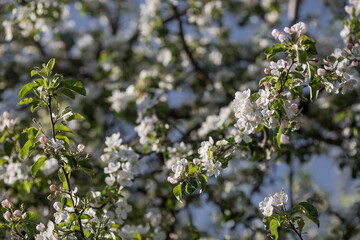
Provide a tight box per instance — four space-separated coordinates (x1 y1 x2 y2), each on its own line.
259 190 288 217
101 133 141 188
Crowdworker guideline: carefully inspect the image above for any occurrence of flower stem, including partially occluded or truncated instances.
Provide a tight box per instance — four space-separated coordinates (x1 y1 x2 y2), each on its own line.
47 94 86 239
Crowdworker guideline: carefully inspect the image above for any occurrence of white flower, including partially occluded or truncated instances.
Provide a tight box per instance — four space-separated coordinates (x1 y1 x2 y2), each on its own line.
272 191 288 206
104 133 122 152
117 171 134 187
104 162 121 174
105 174 116 186
256 88 270 107
47 139 65 150
204 161 222 178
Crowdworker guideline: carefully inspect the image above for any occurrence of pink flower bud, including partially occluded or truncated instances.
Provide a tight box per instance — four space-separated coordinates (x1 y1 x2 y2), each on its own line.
263 82 270 87
278 33 286 42
44 148 49 153
317 68 326 76
347 43 353 50
86 153 92 158
40 136 47 144
352 61 358 66
291 103 298 112
13 210 22 218
55 191 59 196
1 199 13 209
341 51 347 57
345 5 354 15
49 184 56 191
36 223 45 232
77 144 85 152
54 148 58 153
193 158 201 164
109 228 119 233
356 43 360 47
280 134 290 144
299 39 304 45
274 94 279 98
3 211 11 221
264 68 270 74
32 118 36 122
271 29 280 39
47 194 52 201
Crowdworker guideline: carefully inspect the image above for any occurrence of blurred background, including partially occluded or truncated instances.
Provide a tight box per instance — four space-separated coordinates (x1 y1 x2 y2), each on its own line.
1 0 360 239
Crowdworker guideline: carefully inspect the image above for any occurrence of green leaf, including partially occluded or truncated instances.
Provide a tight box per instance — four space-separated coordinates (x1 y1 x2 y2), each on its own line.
61 196 68 206
73 113 85 120
24 211 38 221
249 92 260 102
62 79 86 96
22 223 35 239
297 49 307 63
18 98 34 105
58 169 68 189
19 83 38 99
31 156 46 177
78 160 94 177
198 174 207 193
173 183 183 202
60 88 76 99
185 180 197 194
188 166 197 175
23 127 40 140
265 43 286 61
20 140 33 159
30 101 41 112
47 58 55 72
31 70 37 77
69 213 76 222
270 219 279 240
4 141 14 156
54 124 72 133
276 126 282 148
35 78 47 87
296 202 320 228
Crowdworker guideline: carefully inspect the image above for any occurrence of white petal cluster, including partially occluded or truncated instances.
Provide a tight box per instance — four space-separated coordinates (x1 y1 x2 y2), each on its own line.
0 112 18 131
135 115 159 151
102 133 140 188
108 85 136 113
197 137 222 178
259 190 288 217
167 158 188 184
0 161 29 185
35 221 58 240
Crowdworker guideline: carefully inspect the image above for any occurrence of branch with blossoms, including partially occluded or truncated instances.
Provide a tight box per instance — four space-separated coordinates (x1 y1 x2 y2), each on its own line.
167 17 360 237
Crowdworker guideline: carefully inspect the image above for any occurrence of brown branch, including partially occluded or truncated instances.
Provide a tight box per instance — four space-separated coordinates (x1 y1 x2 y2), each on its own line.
172 5 212 84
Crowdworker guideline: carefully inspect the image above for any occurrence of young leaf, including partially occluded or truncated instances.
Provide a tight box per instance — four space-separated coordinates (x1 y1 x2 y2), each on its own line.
59 88 76 99
78 160 94 177
18 98 34 105
198 174 207 193
62 79 86 96
185 179 197 194
276 125 282 148
54 124 72 133
173 183 183 202
270 219 279 240
31 156 46 177
296 202 320 228
20 140 33 159
47 58 55 72
19 83 38 99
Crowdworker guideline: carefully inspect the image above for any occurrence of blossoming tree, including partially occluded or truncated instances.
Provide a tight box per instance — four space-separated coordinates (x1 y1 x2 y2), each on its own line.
1 0 360 239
